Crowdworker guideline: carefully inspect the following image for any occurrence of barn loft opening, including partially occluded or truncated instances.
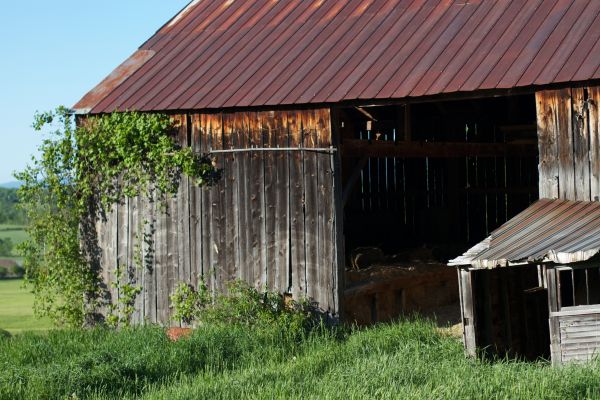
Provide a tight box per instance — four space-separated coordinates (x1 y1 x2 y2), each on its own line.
336 94 539 325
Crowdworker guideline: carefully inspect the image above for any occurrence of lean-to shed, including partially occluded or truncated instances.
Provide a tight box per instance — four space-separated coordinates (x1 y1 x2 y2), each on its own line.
75 0 600 360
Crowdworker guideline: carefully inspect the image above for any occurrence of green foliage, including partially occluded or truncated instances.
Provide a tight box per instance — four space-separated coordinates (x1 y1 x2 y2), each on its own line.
0 237 13 256
15 107 219 327
0 267 7 279
0 329 10 340
170 280 319 331
105 265 143 329
170 281 210 325
0 188 26 225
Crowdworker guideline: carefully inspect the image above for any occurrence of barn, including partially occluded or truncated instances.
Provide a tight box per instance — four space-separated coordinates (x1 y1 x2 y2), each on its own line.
74 0 600 363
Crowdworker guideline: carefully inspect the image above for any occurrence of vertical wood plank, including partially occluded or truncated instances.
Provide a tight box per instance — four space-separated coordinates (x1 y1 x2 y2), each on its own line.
289 111 307 299
222 113 238 286
589 87 600 201
572 88 591 201
200 114 214 295
302 110 319 307
248 112 266 289
190 114 203 290
209 113 226 293
142 190 157 324
233 113 251 284
130 196 142 325
118 199 128 314
557 88 576 200
458 268 477 357
330 107 345 319
546 267 562 365
275 112 291 294
316 108 335 314
105 205 118 314
262 111 278 290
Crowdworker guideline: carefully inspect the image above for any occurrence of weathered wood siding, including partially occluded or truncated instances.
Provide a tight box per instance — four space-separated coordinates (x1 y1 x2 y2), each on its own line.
96 108 340 325
558 312 600 363
546 267 600 364
537 86 600 201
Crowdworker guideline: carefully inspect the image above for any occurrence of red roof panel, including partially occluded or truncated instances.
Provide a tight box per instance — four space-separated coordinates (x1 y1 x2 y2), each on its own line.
74 0 600 113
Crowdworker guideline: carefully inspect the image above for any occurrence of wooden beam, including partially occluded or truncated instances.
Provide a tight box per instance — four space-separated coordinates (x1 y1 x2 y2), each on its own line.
341 139 538 158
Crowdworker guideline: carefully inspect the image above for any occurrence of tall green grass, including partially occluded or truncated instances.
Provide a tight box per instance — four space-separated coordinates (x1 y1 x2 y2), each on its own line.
1 319 599 400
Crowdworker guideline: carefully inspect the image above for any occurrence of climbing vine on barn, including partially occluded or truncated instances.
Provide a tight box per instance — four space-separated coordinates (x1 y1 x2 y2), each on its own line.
16 107 219 327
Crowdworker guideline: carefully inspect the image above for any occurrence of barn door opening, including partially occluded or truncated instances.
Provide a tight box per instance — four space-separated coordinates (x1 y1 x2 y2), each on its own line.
470 266 550 361
336 95 539 326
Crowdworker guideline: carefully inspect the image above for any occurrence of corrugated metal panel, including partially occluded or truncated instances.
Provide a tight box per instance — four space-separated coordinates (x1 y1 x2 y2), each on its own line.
450 199 600 269
74 0 600 114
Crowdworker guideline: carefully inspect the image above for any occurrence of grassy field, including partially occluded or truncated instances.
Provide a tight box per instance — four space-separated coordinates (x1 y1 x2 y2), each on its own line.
0 279 52 333
0 224 27 264
0 319 599 399
0 224 28 248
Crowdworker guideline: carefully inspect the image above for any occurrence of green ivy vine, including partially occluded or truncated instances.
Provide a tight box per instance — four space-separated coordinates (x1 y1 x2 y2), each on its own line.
16 107 219 327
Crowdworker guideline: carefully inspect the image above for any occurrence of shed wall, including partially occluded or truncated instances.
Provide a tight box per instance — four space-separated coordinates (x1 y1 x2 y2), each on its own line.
97 108 340 325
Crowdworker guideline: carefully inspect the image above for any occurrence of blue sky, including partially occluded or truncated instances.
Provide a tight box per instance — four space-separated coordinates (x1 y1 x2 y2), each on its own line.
0 1 190 183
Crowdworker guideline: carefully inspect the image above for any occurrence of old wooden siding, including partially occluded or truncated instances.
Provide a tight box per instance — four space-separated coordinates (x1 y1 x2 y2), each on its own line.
537 85 600 201
97 108 340 325
558 312 600 363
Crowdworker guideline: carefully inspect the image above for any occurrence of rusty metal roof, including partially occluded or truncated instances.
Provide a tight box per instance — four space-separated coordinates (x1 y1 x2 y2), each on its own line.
449 199 600 269
74 0 600 114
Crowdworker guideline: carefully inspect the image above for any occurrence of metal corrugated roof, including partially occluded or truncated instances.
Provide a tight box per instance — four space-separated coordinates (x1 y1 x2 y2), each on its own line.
74 0 600 114
449 199 600 269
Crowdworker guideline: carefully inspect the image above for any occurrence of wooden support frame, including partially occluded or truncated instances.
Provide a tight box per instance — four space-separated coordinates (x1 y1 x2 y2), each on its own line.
458 268 477 357
341 139 537 158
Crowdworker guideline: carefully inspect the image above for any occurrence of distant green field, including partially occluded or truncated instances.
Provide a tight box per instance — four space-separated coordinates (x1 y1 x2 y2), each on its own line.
0 279 52 334
0 225 27 261
0 225 27 247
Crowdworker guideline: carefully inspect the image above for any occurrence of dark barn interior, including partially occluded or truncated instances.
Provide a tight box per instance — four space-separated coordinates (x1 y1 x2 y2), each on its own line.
337 95 540 325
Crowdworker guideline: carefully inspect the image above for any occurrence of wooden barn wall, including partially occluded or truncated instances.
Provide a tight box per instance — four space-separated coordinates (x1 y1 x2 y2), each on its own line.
536 85 600 201
96 108 340 326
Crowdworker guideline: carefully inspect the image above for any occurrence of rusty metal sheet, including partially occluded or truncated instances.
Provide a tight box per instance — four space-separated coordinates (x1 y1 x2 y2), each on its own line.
449 199 600 269
74 0 600 114
73 50 155 113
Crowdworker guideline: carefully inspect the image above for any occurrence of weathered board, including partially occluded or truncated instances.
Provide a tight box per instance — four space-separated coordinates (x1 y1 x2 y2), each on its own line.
537 85 600 201
96 108 340 325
